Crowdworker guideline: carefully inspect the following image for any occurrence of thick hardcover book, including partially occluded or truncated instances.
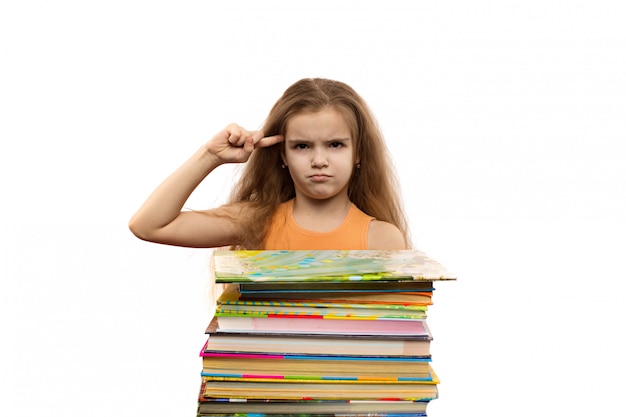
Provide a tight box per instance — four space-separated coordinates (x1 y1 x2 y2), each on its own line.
236 288 433 305
209 315 429 337
239 280 435 292
198 413 427 417
197 394 430 414
197 408 426 417
216 285 431 317
213 250 455 283
215 305 428 320
199 375 439 400
201 332 432 357
200 352 433 382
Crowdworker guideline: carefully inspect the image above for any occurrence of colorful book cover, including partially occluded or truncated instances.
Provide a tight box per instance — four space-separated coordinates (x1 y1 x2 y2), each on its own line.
199 376 439 401
200 352 432 362
213 316 429 337
215 285 429 319
198 410 428 417
213 250 455 283
199 352 433 382
198 414 427 417
205 317 433 340
238 280 435 292
214 307 427 320
197 392 430 415
200 375 434 383
234 286 434 306
200 332 432 357
217 284 430 310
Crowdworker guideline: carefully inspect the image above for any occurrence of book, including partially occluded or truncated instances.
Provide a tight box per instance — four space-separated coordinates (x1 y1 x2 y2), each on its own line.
216 286 428 320
199 372 439 400
198 413 427 417
220 282 432 303
237 280 434 304
238 280 435 292
209 316 430 337
215 304 428 320
200 352 432 381
217 284 431 316
201 332 432 357
197 396 430 415
237 289 434 305
213 250 456 282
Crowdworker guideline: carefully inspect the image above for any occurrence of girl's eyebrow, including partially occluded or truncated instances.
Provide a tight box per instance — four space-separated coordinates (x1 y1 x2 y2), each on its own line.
286 137 351 143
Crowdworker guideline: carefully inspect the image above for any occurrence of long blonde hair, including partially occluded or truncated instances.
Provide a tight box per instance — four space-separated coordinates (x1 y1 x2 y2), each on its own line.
228 78 410 249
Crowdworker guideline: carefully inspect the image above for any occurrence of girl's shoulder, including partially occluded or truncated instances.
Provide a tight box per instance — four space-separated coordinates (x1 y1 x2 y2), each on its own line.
367 220 407 249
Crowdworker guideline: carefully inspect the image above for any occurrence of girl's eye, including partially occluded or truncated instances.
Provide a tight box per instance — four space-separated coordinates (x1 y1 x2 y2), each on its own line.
295 143 308 150
330 142 343 148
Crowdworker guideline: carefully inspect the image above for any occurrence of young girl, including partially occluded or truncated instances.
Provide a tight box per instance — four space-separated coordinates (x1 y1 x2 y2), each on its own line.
129 78 410 250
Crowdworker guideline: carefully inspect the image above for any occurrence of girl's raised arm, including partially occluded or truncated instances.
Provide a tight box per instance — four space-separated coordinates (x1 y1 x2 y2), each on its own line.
128 124 283 248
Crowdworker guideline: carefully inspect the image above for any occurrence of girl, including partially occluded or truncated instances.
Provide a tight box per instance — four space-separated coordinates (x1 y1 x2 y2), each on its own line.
129 78 410 250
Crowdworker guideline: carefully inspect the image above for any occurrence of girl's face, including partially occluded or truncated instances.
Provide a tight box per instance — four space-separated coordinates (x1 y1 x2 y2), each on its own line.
282 107 358 204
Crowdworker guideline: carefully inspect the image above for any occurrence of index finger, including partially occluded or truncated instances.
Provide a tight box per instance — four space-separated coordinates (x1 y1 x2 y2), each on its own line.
254 134 284 148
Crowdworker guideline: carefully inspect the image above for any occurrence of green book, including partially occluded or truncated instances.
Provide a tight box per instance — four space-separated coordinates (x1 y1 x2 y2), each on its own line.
213 250 455 283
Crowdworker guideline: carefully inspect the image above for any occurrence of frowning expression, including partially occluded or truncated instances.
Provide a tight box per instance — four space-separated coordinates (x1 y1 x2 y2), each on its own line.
282 108 358 203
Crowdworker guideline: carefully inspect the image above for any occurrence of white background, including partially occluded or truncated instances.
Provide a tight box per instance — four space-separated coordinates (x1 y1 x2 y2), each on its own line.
2 1 625 416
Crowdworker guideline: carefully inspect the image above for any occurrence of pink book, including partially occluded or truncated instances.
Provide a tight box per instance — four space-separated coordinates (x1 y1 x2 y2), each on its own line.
215 315 427 336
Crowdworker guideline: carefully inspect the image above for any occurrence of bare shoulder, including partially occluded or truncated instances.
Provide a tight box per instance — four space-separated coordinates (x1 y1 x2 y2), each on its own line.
367 220 407 250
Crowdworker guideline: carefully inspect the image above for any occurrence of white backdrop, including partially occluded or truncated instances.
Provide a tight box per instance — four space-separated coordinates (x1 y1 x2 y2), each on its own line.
2 1 625 416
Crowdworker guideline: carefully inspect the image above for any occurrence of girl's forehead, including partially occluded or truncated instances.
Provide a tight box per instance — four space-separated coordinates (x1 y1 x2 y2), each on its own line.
285 107 354 137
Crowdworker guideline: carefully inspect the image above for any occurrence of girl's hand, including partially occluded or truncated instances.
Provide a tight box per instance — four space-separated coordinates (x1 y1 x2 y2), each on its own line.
206 123 284 164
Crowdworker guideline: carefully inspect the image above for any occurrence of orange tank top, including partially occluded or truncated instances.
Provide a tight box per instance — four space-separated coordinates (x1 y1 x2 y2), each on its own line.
263 199 375 250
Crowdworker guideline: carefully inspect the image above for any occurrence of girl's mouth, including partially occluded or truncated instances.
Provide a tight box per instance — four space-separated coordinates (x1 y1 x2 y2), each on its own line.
310 174 331 182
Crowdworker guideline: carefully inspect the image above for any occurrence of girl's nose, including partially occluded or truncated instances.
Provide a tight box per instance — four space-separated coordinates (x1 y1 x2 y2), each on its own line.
311 149 329 168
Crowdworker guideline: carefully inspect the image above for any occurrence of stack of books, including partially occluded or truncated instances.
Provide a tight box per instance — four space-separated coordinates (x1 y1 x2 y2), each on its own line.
197 250 455 417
